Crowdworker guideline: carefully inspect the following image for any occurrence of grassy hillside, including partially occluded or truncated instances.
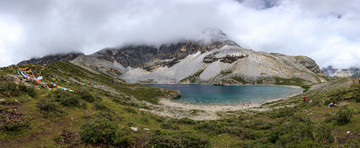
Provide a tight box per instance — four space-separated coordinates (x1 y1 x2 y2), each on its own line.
1 62 360 147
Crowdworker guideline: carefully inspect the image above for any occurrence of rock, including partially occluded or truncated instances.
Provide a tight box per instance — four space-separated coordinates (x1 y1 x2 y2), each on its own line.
294 56 322 74
111 79 122 84
143 128 149 131
220 54 248 63
203 55 218 63
322 65 360 77
17 29 325 85
18 52 84 65
130 127 138 132
203 53 248 64
14 99 20 103
0 99 5 102
168 90 181 99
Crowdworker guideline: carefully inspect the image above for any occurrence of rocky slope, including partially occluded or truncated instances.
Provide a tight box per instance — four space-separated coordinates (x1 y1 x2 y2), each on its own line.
18 30 326 85
322 66 360 77
18 53 84 65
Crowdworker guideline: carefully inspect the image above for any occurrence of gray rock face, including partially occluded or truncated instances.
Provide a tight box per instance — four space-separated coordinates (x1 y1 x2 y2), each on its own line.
16 30 326 85
322 66 360 77
203 52 248 64
18 53 84 65
294 56 322 74
96 41 221 69
93 36 238 71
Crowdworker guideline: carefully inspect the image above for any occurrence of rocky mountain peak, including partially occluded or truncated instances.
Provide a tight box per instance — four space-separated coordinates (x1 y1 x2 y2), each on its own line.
91 30 239 70
294 56 322 74
17 30 325 85
18 52 84 65
322 66 360 77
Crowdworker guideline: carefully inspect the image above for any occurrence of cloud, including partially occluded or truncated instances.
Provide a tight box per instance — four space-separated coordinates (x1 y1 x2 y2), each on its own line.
0 0 359 69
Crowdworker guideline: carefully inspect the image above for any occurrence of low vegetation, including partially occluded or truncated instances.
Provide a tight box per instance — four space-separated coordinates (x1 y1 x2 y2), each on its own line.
180 69 204 83
231 76 248 84
1 62 360 147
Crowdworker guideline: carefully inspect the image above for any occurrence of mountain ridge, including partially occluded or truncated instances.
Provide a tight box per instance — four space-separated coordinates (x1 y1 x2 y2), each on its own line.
18 31 326 85
322 66 360 77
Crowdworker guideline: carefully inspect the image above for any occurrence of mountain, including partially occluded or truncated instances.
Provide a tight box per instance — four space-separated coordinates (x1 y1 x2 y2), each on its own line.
322 66 360 77
18 30 326 85
352 71 360 77
18 52 84 65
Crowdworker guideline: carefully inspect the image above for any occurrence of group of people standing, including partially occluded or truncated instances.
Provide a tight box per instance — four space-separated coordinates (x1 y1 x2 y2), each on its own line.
303 95 335 108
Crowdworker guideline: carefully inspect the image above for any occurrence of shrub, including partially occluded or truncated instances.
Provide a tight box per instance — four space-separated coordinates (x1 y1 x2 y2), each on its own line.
113 129 136 147
57 92 86 108
301 85 311 93
0 82 19 97
267 131 279 143
19 84 36 97
37 99 57 112
113 97 139 107
343 139 360 147
313 124 334 144
148 131 209 148
0 82 36 98
93 101 108 110
266 116 314 145
1 119 29 131
194 121 237 135
36 98 64 117
80 118 118 144
124 107 137 114
95 112 120 121
242 129 263 140
175 118 196 125
60 95 80 107
0 110 29 131
161 121 180 130
77 88 95 102
353 84 360 102
335 106 353 125
195 121 222 133
269 107 296 119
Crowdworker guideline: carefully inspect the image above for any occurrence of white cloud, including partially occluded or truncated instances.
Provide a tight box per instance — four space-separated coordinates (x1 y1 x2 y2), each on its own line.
0 0 359 69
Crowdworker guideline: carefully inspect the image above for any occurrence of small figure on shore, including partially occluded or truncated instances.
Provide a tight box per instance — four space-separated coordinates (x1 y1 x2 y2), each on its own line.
248 102 250 107
328 102 335 108
303 96 307 103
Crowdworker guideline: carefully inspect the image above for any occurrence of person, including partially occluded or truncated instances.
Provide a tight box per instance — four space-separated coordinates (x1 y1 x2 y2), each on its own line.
303 96 307 103
328 102 334 108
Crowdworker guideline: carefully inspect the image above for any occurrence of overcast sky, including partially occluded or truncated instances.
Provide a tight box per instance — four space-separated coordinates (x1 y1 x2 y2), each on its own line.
0 0 359 68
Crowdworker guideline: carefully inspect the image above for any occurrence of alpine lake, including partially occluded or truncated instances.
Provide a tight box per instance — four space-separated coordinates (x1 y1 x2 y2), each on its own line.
148 84 302 105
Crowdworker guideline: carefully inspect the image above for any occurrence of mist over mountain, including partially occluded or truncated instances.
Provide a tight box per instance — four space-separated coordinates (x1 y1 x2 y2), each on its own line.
322 65 360 77
1 0 360 69
19 30 326 85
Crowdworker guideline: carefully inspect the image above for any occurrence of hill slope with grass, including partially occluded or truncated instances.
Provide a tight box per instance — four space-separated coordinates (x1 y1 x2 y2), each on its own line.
1 62 360 147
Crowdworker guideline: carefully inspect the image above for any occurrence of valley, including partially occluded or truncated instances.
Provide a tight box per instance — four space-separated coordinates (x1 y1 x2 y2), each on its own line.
1 61 360 147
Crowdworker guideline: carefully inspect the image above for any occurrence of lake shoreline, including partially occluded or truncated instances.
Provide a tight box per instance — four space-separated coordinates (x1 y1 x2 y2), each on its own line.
146 82 304 89
159 87 303 112
147 84 304 120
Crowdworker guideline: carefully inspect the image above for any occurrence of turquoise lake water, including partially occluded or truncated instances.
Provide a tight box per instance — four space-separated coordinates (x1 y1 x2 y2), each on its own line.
148 84 300 105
